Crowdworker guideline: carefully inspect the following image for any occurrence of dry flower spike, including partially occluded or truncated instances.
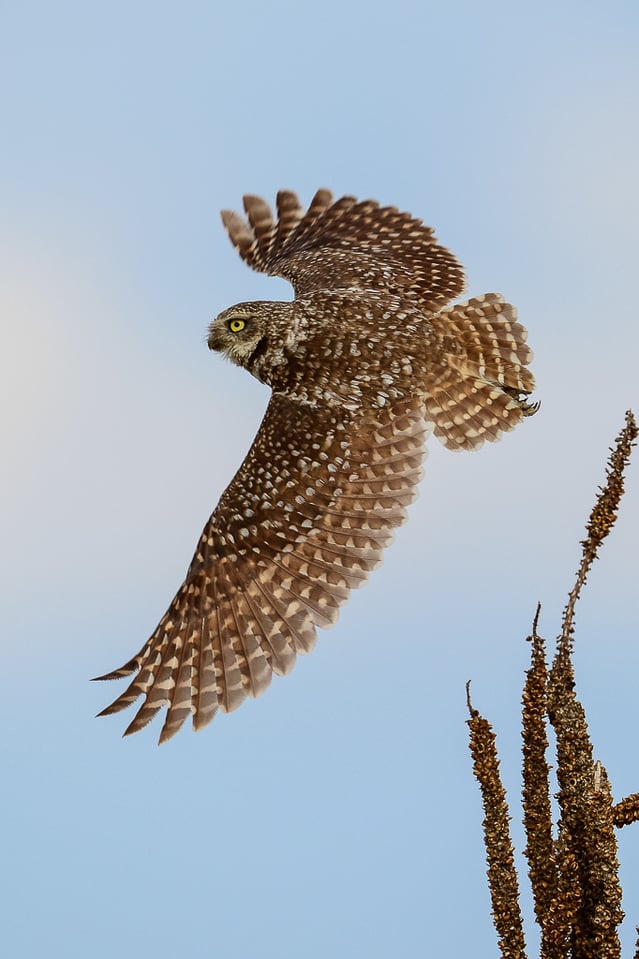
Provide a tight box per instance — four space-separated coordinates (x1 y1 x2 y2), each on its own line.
467 411 637 958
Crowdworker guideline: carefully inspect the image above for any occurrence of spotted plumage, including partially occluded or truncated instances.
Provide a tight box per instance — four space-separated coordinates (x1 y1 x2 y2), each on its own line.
95 188 537 742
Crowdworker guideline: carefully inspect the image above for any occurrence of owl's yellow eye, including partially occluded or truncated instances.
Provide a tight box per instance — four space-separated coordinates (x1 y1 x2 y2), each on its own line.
228 318 246 333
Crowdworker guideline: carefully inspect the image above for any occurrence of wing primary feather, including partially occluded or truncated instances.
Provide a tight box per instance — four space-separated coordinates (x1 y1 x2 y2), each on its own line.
248 575 318 656
188 570 216 732
275 190 304 246
222 557 297 675
122 634 184 737
92 654 141 683
220 209 254 259
95 671 145 717
242 194 275 256
158 634 195 744
192 616 219 731
225 579 272 699
212 573 246 714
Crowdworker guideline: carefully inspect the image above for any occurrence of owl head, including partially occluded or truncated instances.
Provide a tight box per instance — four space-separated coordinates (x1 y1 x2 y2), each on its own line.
208 301 293 377
208 302 266 366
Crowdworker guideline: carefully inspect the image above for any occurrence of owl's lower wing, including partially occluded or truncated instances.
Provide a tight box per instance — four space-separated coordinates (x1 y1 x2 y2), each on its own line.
95 393 431 742
221 189 465 311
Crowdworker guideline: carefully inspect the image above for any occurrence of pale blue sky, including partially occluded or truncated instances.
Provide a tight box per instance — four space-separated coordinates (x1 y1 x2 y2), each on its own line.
2 1 638 956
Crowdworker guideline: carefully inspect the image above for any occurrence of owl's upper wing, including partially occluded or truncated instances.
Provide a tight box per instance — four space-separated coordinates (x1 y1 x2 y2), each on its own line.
221 189 466 312
95 392 431 742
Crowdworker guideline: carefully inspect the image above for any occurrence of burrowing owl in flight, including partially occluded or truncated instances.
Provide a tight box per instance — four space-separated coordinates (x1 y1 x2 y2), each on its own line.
95 188 536 742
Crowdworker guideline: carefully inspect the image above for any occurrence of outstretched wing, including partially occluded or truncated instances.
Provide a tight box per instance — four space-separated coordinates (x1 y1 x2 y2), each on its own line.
221 189 466 312
95 393 431 742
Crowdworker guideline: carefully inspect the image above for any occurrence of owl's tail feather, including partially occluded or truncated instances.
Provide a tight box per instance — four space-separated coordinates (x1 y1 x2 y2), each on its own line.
427 293 538 451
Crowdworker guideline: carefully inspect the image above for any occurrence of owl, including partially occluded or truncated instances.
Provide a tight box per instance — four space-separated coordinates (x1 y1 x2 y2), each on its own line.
95 188 536 742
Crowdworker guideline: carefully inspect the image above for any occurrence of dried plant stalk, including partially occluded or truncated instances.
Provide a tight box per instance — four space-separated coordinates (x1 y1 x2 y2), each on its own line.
521 610 566 958
467 684 527 959
546 413 637 955
467 411 637 958
559 410 638 656
549 657 623 957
